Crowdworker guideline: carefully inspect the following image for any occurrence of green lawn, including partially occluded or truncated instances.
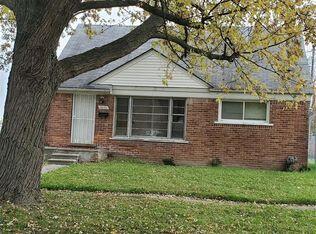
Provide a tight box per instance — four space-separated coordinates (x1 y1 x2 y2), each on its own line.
41 160 316 205
1 190 315 233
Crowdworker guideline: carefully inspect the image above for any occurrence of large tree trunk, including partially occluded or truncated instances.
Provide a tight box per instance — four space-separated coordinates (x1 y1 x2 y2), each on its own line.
0 0 75 204
0 0 161 204
0 49 61 204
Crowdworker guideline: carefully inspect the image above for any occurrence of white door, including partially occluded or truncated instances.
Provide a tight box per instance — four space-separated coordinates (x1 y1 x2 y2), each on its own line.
71 94 96 144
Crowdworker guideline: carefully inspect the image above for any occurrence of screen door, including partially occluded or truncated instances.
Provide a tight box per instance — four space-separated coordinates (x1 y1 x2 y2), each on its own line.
71 94 96 144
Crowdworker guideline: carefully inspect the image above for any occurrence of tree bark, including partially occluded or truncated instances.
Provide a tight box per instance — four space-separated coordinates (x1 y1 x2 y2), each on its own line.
0 34 63 203
0 0 162 204
0 74 60 204
0 60 61 204
0 0 75 204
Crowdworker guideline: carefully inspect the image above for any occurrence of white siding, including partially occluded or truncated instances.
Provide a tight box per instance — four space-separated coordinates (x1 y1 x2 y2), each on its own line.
71 94 96 144
94 51 208 89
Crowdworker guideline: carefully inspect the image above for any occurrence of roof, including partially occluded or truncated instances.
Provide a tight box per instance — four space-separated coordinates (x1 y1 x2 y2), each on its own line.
59 24 312 93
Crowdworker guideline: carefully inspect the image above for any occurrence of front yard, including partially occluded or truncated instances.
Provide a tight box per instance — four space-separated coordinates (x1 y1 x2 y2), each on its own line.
1 160 315 233
41 160 316 205
1 190 315 233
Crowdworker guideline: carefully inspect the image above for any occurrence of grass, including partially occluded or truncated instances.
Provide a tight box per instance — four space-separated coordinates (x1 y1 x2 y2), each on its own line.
1 190 315 233
41 160 316 205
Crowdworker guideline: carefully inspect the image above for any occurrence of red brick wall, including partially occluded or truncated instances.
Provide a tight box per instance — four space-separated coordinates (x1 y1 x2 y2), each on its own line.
45 93 73 147
45 93 309 170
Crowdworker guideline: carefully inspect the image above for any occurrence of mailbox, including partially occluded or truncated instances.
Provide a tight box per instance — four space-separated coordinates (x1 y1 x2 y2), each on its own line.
98 105 109 118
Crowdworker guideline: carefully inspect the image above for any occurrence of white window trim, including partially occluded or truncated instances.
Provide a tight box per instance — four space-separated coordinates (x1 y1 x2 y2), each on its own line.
111 136 189 144
216 100 273 126
113 96 187 140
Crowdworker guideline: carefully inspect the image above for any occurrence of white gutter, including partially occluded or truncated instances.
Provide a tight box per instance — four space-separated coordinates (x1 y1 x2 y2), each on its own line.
57 85 311 101
57 86 113 94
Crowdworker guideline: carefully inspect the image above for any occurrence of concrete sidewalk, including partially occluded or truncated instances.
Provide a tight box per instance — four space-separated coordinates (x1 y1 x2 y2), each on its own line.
42 164 67 174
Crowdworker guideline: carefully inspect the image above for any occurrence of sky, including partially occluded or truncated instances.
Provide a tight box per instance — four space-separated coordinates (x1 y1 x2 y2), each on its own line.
0 70 8 118
0 71 8 119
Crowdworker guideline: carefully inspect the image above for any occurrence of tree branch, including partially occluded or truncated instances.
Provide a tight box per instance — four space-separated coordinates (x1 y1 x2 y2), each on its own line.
0 0 15 11
59 15 164 81
139 1 202 28
242 35 296 54
78 0 140 12
78 1 244 29
77 0 203 28
155 32 239 62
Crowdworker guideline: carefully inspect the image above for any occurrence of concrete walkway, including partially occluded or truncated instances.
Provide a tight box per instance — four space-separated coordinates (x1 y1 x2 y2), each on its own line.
41 164 67 174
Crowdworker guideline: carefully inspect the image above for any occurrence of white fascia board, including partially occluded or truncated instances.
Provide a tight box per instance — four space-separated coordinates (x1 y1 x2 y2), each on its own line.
57 87 112 95
58 86 312 101
111 86 210 98
111 85 312 101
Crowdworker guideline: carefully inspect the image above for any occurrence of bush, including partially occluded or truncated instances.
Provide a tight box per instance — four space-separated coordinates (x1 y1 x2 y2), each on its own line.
162 157 176 166
285 156 298 172
210 158 222 167
299 165 311 172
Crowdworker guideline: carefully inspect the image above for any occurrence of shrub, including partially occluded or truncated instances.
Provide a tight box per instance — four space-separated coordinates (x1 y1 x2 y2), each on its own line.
210 158 222 167
162 157 176 166
285 156 298 172
299 165 311 172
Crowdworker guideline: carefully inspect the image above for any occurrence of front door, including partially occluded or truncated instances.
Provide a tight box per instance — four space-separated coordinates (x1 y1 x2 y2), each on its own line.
71 94 96 144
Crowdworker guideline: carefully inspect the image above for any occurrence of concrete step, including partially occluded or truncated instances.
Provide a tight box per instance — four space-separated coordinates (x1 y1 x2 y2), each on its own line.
47 158 78 165
50 153 79 160
48 153 79 165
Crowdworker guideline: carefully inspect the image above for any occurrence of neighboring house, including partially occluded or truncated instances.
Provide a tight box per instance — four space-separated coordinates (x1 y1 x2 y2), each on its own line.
45 25 312 170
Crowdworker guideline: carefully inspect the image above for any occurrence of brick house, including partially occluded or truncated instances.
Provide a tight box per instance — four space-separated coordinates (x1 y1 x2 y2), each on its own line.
45 25 312 170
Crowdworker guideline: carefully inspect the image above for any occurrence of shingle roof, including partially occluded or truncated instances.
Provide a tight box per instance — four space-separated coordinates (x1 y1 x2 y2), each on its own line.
59 24 312 93
60 25 150 88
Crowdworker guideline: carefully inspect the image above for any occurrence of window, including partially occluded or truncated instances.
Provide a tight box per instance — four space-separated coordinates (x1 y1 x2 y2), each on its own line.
172 99 186 138
222 102 243 120
220 101 269 124
115 97 129 136
115 97 186 139
244 102 267 120
132 98 169 137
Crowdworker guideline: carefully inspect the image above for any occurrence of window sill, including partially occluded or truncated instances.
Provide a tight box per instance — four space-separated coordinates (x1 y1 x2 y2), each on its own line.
214 121 273 126
69 143 97 148
110 136 189 144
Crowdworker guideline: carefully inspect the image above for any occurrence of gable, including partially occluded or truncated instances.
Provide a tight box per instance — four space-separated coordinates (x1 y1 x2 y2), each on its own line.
92 50 209 89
